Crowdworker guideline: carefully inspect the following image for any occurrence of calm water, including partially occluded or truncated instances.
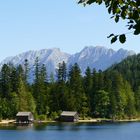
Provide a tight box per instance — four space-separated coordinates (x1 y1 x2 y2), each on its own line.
0 122 140 140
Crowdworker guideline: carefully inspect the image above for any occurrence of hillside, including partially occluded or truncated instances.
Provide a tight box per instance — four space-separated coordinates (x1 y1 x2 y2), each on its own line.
107 54 140 91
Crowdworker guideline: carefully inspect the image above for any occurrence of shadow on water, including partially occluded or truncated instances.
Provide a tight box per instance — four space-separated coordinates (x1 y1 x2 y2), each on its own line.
1 121 140 132
0 123 33 131
1 122 140 140
32 121 131 131
33 122 82 131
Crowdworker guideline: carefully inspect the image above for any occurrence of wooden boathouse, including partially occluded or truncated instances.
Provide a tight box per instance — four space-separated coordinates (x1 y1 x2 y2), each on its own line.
60 111 79 122
16 112 34 123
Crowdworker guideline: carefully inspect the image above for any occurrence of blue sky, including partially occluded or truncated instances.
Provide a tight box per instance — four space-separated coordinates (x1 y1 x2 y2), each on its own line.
0 0 139 61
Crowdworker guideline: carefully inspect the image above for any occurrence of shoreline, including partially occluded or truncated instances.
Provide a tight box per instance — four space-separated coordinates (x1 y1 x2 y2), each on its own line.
0 120 15 124
78 118 140 123
1 118 140 125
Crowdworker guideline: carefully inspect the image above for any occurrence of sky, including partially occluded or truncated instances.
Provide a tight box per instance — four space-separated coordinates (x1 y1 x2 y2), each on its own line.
0 0 139 61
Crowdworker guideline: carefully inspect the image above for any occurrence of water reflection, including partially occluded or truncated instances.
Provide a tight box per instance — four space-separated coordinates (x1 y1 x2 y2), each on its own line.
33 122 82 131
33 123 47 131
0 122 140 140
16 123 33 130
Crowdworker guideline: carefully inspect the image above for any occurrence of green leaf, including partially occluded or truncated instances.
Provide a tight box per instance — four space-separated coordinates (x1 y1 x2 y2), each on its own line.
121 10 126 19
134 30 140 35
87 0 96 5
116 8 121 14
133 10 139 19
97 0 102 5
128 20 134 24
108 6 111 14
119 34 126 43
118 0 123 5
107 34 114 38
128 24 133 30
111 36 118 44
115 15 119 23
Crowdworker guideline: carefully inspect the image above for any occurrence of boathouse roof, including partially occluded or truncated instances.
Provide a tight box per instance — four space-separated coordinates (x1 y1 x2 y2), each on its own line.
61 111 77 116
16 112 32 116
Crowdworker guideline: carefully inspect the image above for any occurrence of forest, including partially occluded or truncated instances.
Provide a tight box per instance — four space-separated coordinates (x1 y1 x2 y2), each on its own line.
0 55 140 121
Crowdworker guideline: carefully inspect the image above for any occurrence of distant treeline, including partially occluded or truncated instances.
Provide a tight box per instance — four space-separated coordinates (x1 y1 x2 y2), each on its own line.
0 56 140 120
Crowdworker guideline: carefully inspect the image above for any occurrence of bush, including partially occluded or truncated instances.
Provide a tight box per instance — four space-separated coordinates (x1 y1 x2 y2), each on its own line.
37 115 46 121
50 112 59 120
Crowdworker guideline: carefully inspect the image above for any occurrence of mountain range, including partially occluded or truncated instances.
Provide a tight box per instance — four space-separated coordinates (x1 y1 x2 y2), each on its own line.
0 46 135 81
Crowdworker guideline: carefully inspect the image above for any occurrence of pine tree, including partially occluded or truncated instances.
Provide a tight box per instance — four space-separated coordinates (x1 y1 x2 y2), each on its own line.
111 72 127 119
24 59 29 84
80 93 89 119
84 67 92 94
33 58 49 115
68 63 85 112
89 68 98 116
10 66 19 93
135 86 140 114
57 61 67 83
33 57 40 99
94 90 109 118
18 74 36 113
124 81 136 118
0 64 11 98
37 64 48 115
84 67 92 115
55 61 68 111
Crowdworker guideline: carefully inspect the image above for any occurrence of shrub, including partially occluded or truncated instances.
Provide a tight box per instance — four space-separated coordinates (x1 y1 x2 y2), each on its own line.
37 115 46 121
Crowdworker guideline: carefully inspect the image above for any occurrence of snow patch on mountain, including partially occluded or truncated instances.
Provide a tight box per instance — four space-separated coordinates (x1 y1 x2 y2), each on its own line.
0 46 135 81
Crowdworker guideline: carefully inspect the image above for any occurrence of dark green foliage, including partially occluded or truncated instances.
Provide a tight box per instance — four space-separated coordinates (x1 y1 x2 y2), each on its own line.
80 93 89 119
83 67 92 114
24 59 29 83
108 54 140 92
68 63 85 112
110 72 127 119
0 64 11 98
57 61 67 83
37 114 46 121
124 81 136 118
33 58 48 115
135 86 140 113
10 67 19 93
0 57 139 120
94 90 109 118
17 69 36 113
119 34 126 43
111 35 118 44
78 0 140 43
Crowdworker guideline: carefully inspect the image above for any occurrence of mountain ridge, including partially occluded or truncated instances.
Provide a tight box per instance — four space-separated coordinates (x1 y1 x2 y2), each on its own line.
0 46 135 81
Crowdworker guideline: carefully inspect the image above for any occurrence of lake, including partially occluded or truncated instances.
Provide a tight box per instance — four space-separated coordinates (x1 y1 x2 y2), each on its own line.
0 122 140 140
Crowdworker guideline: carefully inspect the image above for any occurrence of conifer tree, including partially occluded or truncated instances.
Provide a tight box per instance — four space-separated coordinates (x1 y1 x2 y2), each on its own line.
111 72 127 119
55 61 68 111
68 63 85 112
80 92 89 118
94 90 109 118
84 67 92 114
124 81 136 118
33 58 49 115
18 73 36 113
135 86 140 114
10 66 19 93
0 64 11 98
